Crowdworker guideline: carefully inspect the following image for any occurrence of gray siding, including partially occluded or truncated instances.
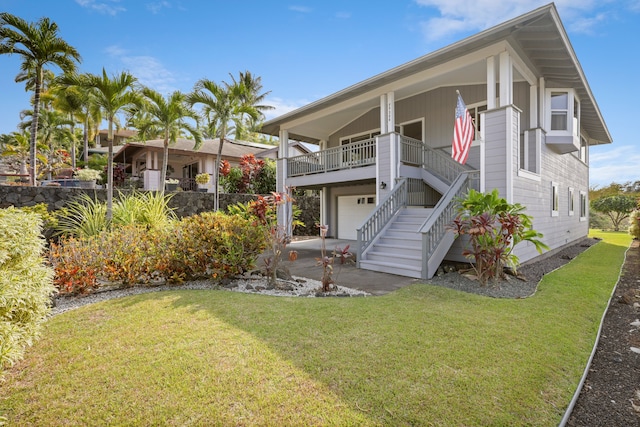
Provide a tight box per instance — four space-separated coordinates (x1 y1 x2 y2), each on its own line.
324 183 377 238
512 131 589 263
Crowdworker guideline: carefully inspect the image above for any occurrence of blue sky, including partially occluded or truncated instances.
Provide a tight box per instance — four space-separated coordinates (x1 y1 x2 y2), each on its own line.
0 0 638 187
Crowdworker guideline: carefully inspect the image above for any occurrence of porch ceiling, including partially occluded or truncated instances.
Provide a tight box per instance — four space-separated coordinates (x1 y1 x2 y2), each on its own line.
261 3 611 147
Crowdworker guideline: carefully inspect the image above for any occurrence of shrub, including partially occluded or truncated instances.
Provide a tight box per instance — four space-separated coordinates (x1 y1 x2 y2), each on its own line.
74 168 102 182
629 210 640 240
0 208 55 374
54 191 176 238
168 212 267 281
449 189 549 285
49 236 102 294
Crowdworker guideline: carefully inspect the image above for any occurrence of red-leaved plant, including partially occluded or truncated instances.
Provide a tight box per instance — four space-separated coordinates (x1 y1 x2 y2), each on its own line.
448 189 549 286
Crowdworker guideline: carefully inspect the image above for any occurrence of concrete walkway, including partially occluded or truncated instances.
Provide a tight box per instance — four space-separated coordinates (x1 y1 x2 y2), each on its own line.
281 238 421 296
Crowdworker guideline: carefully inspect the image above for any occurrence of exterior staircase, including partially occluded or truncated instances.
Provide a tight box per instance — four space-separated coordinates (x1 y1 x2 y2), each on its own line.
358 207 433 278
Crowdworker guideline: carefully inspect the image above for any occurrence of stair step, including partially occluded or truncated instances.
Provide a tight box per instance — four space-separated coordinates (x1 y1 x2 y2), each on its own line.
384 230 422 240
359 260 422 279
365 252 422 267
377 236 421 248
371 242 422 256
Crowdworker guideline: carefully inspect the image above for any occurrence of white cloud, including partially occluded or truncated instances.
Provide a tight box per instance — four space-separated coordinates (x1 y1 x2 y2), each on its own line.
589 145 640 187
75 0 126 16
104 45 178 93
263 97 309 120
147 1 171 14
413 0 610 42
289 5 312 13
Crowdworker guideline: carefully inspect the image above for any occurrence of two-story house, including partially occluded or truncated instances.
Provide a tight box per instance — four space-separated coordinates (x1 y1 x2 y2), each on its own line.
261 3 612 279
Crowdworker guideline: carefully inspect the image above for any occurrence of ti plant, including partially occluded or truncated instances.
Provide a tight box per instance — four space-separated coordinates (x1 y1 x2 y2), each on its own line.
315 224 354 292
249 189 298 286
448 189 549 286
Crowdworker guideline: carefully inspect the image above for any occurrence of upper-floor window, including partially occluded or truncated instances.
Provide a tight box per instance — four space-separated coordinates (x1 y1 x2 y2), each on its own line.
546 89 580 137
467 102 487 137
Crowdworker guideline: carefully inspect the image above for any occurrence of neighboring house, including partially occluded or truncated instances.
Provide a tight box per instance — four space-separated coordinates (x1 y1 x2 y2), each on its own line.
260 4 612 279
95 129 138 147
113 138 276 191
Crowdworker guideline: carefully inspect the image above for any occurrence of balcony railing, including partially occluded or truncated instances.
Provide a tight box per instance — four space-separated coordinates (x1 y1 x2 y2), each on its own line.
287 138 376 177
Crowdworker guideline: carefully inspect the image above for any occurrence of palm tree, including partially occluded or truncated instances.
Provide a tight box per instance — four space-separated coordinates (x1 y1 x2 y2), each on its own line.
58 69 140 220
0 13 81 185
0 130 47 179
228 71 273 141
137 87 202 192
188 78 258 210
20 108 73 179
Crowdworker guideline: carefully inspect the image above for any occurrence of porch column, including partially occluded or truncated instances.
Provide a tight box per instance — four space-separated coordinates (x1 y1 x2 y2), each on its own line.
386 91 395 134
380 94 388 133
499 51 512 107
530 83 538 128
486 56 496 109
277 129 291 235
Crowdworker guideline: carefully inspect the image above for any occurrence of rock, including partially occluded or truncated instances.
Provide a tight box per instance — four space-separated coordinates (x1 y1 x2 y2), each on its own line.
630 347 640 354
631 319 640 327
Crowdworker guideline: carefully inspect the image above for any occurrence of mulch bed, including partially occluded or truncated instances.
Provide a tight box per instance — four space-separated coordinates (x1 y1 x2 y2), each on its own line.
567 239 640 426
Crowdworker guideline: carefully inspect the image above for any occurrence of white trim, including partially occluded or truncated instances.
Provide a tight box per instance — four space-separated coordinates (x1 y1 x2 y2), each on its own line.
517 169 541 182
487 55 496 109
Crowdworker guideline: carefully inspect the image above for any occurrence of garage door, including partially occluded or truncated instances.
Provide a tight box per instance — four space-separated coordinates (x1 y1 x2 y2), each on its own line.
337 195 376 240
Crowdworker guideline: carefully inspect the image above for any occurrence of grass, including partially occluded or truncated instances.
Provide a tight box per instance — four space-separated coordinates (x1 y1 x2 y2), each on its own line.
1 231 631 426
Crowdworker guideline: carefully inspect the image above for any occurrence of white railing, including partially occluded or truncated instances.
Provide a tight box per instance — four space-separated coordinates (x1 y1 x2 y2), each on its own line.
420 170 480 276
422 145 470 185
287 138 376 177
400 136 423 166
356 178 408 265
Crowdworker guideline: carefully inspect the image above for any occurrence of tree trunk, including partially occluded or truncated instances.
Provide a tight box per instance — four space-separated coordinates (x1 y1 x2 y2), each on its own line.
29 67 43 186
213 131 225 211
161 134 169 195
106 118 114 222
83 117 89 164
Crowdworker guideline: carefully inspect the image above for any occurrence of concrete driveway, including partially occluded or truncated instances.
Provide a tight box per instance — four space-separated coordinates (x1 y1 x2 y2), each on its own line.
276 238 421 296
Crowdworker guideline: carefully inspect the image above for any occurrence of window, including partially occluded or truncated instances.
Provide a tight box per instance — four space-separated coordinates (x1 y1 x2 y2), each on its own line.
579 135 588 164
467 102 487 137
568 187 575 216
551 182 559 217
579 191 587 221
546 89 580 137
519 130 541 176
550 92 569 131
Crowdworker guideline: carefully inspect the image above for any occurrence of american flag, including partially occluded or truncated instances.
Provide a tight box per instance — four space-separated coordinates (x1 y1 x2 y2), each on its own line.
451 92 474 165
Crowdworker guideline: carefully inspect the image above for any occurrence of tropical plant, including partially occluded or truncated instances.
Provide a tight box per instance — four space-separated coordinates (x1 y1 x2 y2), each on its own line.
629 210 640 240
195 173 210 185
57 69 141 220
0 13 81 185
315 224 354 292
228 71 274 141
591 195 638 231
74 168 101 182
54 191 176 238
0 207 55 375
0 130 47 178
187 78 259 210
20 108 74 179
448 189 549 285
51 75 101 165
136 87 202 192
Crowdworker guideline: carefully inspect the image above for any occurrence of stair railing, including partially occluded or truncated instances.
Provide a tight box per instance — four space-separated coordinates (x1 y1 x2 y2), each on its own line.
419 170 480 277
422 144 472 185
356 178 408 266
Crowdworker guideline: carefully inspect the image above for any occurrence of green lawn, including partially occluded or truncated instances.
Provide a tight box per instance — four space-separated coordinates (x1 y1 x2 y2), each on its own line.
1 231 631 426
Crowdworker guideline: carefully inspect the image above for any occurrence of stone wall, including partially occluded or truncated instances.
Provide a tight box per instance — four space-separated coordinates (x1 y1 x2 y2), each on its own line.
0 186 320 235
